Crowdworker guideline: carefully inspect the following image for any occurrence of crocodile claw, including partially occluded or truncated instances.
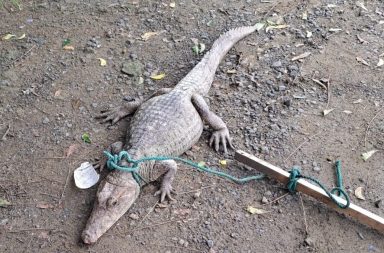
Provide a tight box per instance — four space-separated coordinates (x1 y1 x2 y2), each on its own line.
154 184 176 202
95 106 129 125
209 128 234 153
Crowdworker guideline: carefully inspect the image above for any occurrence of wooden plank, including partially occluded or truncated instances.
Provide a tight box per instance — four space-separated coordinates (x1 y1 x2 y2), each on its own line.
235 150 384 234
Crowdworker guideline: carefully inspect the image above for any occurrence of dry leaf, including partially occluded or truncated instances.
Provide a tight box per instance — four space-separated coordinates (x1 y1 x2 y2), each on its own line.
246 206 269 215
291 52 311 61
63 45 75 51
354 187 365 200
197 161 206 167
65 143 79 158
352 98 363 104
17 33 26 40
265 24 289 32
2 34 16 40
169 2 175 8
38 231 50 240
141 31 159 41
97 58 107 66
54 89 62 97
173 208 191 216
356 57 370 66
377 58 384 67
356 1 368 11
36 202 55 209
0 198 11 207
322 108 335 116
150 73 166 80
254 22 265 31
329 28 342 32
302 12 308 20
226 69 237 74
361 150 378 161
356 34 368 44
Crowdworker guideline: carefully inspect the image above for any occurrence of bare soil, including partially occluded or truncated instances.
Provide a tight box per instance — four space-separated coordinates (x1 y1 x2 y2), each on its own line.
1 1 383 252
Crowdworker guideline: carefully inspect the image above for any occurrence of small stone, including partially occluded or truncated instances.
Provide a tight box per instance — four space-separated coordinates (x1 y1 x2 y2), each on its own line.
374 199 382 208
264 191 272 197
206 239 214 248
193 191 201 199
261 196 268 204
304 236 315 247
121 60 144 77
279 85 286 91
230 232 238 238
260 146 269 154
283 98 291 107
178 239 185 246
313 166 321 172
91 103 98 108
42 117 50 124
271 60 282 68
312 161 318 167
128 213 139 220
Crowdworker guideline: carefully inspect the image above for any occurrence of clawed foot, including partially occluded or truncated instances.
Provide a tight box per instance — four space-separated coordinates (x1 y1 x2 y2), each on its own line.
95 98 141 125
209 128 234 153
154 184 176 202
95 106 131 125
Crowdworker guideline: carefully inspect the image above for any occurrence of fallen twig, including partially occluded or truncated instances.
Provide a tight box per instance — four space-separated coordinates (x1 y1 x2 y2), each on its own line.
264 192 289 205
131 218 196 234
299 193 308 235
136 201 159 228
364 107 383 147
58 166 71 205
325 77 331 109
6 45 36 68
311 78 327 90
177 185 216 195
146 243 201 253
8 227 57 233
284 132 321 162
1 124 10 141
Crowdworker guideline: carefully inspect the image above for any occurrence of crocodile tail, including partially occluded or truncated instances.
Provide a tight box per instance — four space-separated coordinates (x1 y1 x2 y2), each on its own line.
202 24 259 67
176 24 259 94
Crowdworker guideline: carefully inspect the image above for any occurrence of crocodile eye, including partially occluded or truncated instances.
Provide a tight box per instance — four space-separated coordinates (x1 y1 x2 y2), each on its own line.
106 197 118 207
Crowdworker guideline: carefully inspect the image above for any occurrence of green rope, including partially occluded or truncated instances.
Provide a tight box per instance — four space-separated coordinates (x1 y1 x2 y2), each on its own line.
104 150 264 185
287 166 350 209
332 160 343 196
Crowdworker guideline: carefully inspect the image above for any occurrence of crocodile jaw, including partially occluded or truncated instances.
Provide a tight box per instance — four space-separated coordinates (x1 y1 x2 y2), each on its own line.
82 176 140 244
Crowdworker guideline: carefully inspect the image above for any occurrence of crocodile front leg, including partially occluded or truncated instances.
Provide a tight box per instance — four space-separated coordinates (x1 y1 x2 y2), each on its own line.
96 97 142 124
192 93 234 153
153 160 177 202
96 88 172 125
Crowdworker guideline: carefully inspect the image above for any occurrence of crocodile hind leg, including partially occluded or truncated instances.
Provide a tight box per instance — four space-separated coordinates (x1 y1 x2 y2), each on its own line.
152 160 177 202
192 93 234 153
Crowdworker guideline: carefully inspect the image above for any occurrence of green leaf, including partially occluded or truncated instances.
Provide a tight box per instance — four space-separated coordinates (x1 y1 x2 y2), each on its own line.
0 198 11 207
62 38 71 47
81 133 91 144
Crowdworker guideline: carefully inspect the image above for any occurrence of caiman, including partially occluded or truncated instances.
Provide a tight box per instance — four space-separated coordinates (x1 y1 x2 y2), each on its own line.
82 24 259 244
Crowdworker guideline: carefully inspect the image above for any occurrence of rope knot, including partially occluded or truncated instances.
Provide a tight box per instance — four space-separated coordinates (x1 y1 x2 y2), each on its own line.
287 167 302 193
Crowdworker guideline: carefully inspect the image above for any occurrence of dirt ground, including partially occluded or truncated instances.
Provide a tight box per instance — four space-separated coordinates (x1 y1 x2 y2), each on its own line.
1 0 383 252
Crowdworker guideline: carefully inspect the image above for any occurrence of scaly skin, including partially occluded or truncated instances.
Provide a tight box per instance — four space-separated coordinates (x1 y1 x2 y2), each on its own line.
82 24 259 244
